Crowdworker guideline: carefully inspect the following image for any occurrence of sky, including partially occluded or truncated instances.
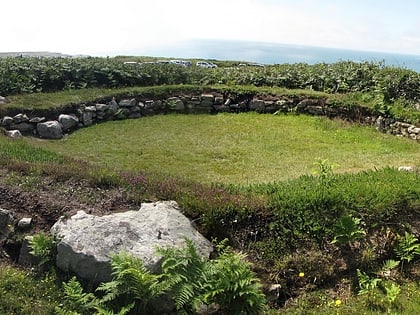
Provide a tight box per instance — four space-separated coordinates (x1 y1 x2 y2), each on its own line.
1 0 420 57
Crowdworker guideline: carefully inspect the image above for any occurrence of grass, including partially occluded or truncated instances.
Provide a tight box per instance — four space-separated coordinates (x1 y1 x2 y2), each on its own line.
32 112 420 185
273 280 420 314
0 264 62 315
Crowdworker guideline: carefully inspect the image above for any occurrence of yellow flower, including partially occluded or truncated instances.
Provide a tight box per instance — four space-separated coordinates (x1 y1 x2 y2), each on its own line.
335 299 342 306
298 272 305 277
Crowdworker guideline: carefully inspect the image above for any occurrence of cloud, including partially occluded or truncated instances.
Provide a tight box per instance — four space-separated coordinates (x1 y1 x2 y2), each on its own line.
1 0 419 56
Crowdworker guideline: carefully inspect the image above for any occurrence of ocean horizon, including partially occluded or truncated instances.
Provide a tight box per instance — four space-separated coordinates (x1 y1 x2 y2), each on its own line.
135 39 420 72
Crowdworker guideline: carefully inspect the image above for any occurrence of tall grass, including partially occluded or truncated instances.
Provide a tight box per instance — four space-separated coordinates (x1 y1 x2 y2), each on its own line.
0 138 67 164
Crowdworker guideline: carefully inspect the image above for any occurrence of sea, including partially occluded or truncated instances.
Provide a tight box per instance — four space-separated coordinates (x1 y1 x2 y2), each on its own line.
145 39 420 73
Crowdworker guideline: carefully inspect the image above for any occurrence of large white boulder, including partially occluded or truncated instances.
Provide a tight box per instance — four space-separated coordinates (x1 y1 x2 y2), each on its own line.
51 201 213 284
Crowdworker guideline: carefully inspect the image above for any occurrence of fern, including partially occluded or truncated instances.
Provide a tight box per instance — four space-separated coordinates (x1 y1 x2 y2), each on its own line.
395 232 420 265
58 272 136 315
58 277 97 314
28 232 57 268
357 269 381 296
92 303 134 315
96 252 163 313
58 240 266 314
378 259 400 278
202 244 266 315
331 215 366 245
157 238 212 312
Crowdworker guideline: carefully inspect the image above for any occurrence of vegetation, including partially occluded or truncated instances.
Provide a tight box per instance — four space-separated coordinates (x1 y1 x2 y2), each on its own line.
0 57 419 314
54 239 265 315
1 57 419 122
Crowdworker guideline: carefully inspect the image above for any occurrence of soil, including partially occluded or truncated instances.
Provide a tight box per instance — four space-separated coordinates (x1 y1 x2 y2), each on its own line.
0 168 140 262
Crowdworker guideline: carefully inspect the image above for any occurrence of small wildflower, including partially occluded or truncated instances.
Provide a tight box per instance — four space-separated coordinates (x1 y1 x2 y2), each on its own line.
335 299 342 306
299 272 305 277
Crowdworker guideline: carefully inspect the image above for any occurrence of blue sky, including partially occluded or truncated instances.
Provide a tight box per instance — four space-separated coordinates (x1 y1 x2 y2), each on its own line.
1 0 419 56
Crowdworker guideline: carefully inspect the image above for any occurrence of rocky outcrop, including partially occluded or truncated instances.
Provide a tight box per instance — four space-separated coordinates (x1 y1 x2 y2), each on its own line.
1 92 419 141
50 201 213 284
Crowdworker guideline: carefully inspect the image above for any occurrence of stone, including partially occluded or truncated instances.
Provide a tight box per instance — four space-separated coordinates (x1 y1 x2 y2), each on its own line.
9 122 34 133
398 166 414 171
408 126 420 134
51 201 213 284
155 100 165 110
6 130 23 138
214 96 224 105
166 97 185 111
12 113 29 124
0 96 6 104
29 116 46 123
143 100 154 109
266 284 282 302
95 103 110 112
129 105 141 113
297 99 319 109
37 121 63 139
119 98 137 107
1 116 13 126
81 111 93 127
0 208 13 239
306 105 324 115
58 114 79 131
201 94 214 102
200 94 215 107
18 236 40 266
249 99 265 112
376 116 386 132
107 99 119 113
17 217 32 230
85 105 97 112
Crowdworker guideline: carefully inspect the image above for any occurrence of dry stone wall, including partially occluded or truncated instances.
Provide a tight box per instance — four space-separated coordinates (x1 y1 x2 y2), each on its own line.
1 93 419 141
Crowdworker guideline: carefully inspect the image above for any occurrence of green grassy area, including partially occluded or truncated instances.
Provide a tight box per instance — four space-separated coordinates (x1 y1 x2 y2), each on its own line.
0 264 62 315
32 112 420 185
1 82 419 314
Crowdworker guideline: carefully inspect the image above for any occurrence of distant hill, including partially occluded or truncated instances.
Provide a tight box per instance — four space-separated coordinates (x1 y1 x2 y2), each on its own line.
0 51 85 58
